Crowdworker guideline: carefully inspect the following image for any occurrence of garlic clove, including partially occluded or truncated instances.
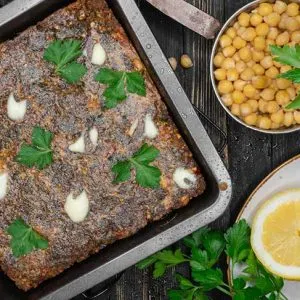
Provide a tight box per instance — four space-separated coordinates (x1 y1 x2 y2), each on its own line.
69 133 86 153
64 190 90 223
91 43 106 66
144 114 158 139
0 172 8 200
89 127 98 146
7 93 27 121
173 168 197 189
128 119 139 137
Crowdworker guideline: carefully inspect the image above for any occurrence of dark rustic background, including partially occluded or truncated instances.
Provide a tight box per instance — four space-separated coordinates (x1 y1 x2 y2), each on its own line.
0 0 299 299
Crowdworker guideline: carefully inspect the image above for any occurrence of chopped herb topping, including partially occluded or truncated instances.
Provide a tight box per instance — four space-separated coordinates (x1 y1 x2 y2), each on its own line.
7 218 48 258
44 39 87 84
112 143 161 189
15 126 54 170
95 68 146 108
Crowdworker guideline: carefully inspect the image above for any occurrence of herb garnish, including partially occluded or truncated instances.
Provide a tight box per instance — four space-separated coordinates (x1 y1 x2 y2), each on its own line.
270 45 300 109
7 218 48 258
95 68 146 108
44 39 87 84
15 126 54 170
137 220 287 300
112 143 161 189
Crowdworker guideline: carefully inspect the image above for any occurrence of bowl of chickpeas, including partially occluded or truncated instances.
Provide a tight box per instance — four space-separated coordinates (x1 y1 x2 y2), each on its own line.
211 0 300 133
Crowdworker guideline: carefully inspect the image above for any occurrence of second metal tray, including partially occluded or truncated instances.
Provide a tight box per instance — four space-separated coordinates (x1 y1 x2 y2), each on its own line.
0 0 232 299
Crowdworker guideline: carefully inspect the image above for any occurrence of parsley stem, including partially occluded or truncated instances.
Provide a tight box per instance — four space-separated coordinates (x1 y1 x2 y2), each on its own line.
216 285 232 297
279 292 288 300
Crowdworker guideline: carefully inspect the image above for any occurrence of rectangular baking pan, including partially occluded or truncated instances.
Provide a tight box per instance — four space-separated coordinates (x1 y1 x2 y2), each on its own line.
0 1 232 299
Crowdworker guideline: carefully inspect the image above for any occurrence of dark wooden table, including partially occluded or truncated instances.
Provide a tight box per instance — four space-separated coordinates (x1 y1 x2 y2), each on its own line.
107 0 300 299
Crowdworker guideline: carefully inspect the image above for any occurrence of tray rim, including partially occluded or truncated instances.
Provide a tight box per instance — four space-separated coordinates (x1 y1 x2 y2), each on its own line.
0 0 232 299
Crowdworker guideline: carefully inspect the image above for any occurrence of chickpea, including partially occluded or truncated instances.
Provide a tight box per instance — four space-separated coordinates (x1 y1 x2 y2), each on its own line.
267 27 279 40
241 68 255 81
237 26 247 37
276 90 290 105
226 27 237 39
273 61 282 68
261 88 276 101
271 109 284 124
291 31 300 42
220 34 232 48
253 36 266 50
271 122 281 129
260 56 273 69
265 39 275 52
285 17 300 32
221 94 233 107
280 65 292 73
287 87 296 99
294 111 300 124
233 53 241 62
232 90 246 104
273 1 287 15
264 12 281 27
241 27 257 41
222 57 235 69
233 36 247 49
266 101 280 113
236 61 247 73
250 13 263 26
227 68 239 81
247 60 256 68
238 12 251 27
252 75 270 89
233 22 240 30
276 78 291 89
258 3 273 16
283 111 294 126
248 99 259 112
231 103 241 116
214 68 227 81
244 84 257 98
257 116 272 129
234 79 247 91
218 80 234 94
223 45 236 57
240 103 253 116
256 23 270 36
287 3 299 17
276 31 290 45
258 99 268 113
239 47 252 62
245 113 258 125
265 66 279 79
214 53 225 67
253 63 265 75
252 50 265 62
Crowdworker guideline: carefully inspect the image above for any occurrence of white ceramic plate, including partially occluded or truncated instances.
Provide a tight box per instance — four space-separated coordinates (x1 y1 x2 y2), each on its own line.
234 154 300 300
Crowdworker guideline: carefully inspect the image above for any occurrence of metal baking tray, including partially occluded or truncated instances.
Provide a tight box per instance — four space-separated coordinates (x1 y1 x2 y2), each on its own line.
0 0 232 299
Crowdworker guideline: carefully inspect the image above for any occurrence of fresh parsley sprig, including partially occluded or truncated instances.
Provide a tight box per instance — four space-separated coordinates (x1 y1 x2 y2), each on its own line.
112 143 161 189
44 39 87 84
137 220 288 300
15 126 54 170
95 68 146 108
7 218 48 258
270 45 300 110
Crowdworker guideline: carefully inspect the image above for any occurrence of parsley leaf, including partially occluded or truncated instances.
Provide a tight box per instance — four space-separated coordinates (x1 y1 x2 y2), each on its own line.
112 143 161 189
183 227 210 248
6 218 48 258
270 45 300 68
136 254 158 269
191 268 223 291
225 219 251 265
44 39 87 84
16 126 54 170
278 68 300 83
95 68 146 108
286 93 300 109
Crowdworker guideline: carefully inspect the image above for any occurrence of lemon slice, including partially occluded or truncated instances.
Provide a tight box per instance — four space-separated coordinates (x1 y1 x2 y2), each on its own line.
251 189 300 280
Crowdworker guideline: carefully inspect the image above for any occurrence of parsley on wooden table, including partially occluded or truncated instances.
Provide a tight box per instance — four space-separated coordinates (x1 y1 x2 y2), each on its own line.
95 68 146 108
44 39 87 84
15 126 54 170
6 218 48 258
112 143 161 189
270 45 300 110
137 220 288 300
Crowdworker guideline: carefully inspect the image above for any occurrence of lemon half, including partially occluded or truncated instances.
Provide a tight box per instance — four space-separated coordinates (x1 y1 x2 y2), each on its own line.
251 189 300 280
